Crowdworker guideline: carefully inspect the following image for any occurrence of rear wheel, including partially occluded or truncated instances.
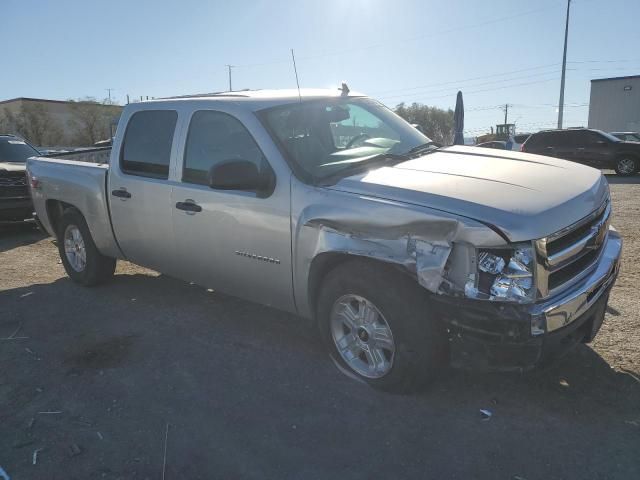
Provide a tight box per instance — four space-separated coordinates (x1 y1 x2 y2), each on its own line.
57 209 116 286
317 259 447 393
615 157 638 176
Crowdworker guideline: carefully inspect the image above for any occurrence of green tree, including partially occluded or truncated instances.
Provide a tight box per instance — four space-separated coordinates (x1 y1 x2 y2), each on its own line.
394 102 454 145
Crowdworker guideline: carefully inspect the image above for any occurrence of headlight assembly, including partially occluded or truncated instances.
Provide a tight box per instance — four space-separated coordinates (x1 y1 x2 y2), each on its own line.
466 244 535 302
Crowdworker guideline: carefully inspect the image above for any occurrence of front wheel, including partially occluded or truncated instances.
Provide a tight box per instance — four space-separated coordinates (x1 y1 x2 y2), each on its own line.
317 259 447 393
57 209 116 286
615 157 638 176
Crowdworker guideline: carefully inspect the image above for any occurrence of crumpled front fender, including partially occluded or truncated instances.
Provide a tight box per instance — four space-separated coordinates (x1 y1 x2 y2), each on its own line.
292 183 507 318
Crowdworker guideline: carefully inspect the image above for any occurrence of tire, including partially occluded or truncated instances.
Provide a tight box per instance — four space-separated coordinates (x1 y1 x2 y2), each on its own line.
614 156 638 176
317 259 447 393
57 209 116 286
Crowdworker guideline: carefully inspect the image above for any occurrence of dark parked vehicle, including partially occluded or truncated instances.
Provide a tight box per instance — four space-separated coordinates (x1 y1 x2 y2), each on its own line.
522 128 640 175
0 135 39 221
610 132 640 143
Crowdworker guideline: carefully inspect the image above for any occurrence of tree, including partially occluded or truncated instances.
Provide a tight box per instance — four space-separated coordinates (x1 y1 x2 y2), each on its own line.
0 102 64 146
67 97 121 146
395 103 455 145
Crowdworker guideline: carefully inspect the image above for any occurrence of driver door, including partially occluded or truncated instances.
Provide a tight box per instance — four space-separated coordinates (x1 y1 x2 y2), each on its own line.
170 109 294 310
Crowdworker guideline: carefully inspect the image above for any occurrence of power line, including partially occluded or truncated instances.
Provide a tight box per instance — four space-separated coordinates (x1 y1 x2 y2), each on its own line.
369 63 561 96
377 70 563 101
379 77 561 104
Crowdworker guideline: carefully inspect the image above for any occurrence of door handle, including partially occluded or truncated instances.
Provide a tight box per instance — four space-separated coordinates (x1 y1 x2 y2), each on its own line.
111 189 131 199
175 201 202 213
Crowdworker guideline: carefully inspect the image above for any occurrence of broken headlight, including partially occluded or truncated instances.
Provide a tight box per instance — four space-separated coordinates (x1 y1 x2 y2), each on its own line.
466 245 535 302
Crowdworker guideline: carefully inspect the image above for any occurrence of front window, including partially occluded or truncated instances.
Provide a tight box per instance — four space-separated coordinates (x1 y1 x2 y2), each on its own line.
0 138 40 163
261 98 431 182
623 133 640 142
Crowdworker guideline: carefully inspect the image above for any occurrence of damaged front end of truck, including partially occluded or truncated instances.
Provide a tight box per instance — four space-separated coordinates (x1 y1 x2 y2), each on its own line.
293 185 621 372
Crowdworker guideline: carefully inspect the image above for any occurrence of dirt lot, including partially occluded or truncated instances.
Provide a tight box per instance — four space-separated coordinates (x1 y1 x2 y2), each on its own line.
1 174 639 479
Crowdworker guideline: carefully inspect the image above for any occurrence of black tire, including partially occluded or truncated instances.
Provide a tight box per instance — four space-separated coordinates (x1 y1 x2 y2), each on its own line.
317 259 447 393
57 209 116 286
614 156 638 176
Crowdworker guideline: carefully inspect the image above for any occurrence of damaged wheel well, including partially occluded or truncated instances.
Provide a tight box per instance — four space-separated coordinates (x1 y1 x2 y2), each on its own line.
307 253 415 321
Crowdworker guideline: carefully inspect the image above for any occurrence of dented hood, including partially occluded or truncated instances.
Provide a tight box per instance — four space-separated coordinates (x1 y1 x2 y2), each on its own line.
328 145 609 242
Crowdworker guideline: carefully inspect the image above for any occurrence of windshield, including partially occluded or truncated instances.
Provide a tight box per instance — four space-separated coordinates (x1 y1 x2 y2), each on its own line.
261 97 432 182
0 138 40 163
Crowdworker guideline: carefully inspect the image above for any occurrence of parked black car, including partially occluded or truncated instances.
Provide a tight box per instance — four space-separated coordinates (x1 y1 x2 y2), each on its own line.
0 134 40 221
522 128 640 176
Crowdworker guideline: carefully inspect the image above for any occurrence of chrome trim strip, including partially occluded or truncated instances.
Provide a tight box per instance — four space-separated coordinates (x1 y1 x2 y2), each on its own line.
545 198 609 243
530 228 621 335
547 230 597 268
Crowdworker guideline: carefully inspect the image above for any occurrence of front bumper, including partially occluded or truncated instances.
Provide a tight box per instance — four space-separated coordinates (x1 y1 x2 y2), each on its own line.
434 228 622 371
0 197 33 221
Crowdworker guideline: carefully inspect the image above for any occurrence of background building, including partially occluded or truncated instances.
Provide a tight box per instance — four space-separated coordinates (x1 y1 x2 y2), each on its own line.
588 75 640 133
0 97 122 147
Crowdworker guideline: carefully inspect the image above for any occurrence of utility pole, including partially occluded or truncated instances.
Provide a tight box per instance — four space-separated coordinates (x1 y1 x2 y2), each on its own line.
106 88 115 104
503 104 509 125
225 65 235 91
557 0 571 129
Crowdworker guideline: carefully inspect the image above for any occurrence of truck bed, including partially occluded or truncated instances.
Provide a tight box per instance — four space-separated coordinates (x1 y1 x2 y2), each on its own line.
44 146 111 164
26 156 123 259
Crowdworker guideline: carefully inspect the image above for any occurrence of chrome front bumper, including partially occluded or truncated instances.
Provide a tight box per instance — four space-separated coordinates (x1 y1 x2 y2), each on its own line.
530 227 622 335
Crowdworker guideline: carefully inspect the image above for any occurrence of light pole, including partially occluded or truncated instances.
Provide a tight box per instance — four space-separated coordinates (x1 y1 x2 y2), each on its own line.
226 65 235 91
557 0 571 129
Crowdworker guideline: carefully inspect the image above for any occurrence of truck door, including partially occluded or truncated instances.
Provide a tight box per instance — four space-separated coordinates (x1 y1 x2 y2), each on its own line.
108 109 181 274
170 109 294 311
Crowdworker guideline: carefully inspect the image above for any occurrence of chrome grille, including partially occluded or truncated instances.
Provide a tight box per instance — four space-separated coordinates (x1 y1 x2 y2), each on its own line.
535 199 610 298
0 173 27 187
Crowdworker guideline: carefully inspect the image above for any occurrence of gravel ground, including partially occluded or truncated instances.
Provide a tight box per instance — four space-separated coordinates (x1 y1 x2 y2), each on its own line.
1 174 639 479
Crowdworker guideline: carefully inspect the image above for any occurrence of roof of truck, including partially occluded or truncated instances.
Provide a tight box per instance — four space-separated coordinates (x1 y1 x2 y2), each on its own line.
140 88 367 111
164 88 364 100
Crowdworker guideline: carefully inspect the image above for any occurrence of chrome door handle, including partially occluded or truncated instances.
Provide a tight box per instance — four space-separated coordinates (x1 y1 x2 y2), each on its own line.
111 189 131 199
175 201 202 213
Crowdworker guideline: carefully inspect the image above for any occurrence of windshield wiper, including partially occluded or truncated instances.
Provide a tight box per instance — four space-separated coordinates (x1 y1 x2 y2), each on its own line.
403 141 441 157
314 153 406 186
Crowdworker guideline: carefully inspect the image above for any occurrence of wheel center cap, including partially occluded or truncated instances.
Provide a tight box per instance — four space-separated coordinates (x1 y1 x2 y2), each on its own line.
357 327 369 342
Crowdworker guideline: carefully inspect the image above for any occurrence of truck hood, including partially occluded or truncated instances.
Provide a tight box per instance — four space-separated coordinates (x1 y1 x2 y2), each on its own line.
328 145 609 242
0 162 27 173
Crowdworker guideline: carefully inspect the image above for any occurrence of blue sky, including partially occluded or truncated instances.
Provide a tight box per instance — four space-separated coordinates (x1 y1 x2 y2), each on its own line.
2 0 639 135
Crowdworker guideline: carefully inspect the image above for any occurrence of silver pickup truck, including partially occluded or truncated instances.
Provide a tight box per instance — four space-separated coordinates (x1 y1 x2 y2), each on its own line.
27 89 622 392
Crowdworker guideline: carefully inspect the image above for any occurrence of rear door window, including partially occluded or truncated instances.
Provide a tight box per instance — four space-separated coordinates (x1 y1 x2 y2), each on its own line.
121 110 178 179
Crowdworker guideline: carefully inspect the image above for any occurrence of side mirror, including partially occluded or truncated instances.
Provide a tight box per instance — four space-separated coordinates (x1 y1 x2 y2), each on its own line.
208 159 272 193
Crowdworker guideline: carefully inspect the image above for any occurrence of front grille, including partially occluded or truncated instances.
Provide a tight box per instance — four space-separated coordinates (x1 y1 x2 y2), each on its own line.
536 199 610 297
0 172 29 198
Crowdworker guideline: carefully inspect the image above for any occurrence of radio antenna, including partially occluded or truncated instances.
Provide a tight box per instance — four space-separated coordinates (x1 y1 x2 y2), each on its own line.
291 48 302 103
